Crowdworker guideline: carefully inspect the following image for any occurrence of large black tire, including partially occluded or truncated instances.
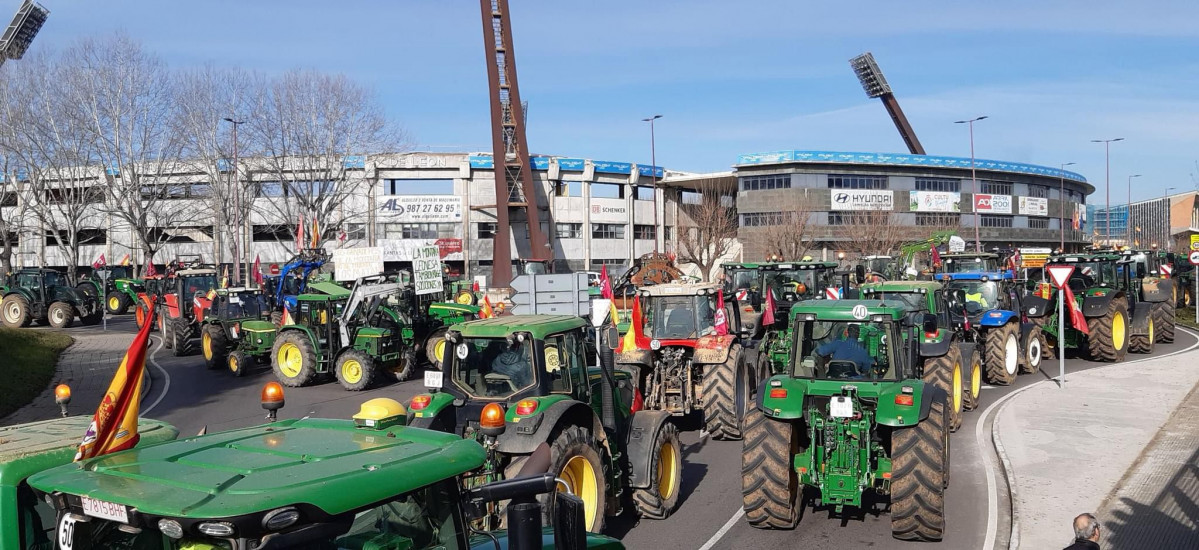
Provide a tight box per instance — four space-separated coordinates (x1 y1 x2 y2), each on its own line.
1154 302 1175 344
105 291 130 315
47 302 75 329
703 344 749 440
961 347 983 411
741 407 800 529
201 324 228 369
335 348 378 391
135 304 151 330
547 426 607 534
454 289 478 306
1032 315 1057 359
159 313 172 349
1020 326 1044 374
389 349 418 382
922 346 962 433
76 283 98 298
270 310 283 327
1181 284 1194 309
171 317 194 357
227 349 249 377
424 328 448 367
271 330 319 387
1087 300 1129 362
1 294 31 328
983 324 1019 385
890 398 947 541
79 308 102 326
1129 312 1155 355
632 421 683 519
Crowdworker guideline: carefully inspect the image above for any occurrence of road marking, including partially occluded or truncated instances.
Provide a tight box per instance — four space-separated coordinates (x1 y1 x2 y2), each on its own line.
141 336 171 416
697 507 745 550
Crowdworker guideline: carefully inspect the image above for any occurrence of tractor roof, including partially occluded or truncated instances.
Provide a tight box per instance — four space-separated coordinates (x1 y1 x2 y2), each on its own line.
860 280 942 293
0 416 177 488
638 281 720 296
789 299 909 320
1051 254 1121 263
452 314 588 340
28 418 485 519
759 261 839 271
301 281 352 298
175 268 216 276
943 253 1000 259
936 271 1014 281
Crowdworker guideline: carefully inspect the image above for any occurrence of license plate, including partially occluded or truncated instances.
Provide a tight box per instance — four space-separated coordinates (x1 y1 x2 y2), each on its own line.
81 496 128 523
830 396 854 418
424 370 444 389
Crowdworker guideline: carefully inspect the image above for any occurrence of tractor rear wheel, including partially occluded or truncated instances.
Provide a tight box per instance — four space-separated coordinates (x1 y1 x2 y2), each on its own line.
961 347 983 411
135 304 150 330
703 344 749 440
2 294 31 328
890 398 947 541
1129 313 1155 355
923 346 962 432
271 331 318 387
548 426 607 534
1020 326 1043 374
983 324 1019 385
227 350 249 377
424 328 448 368
741 407 800 529
1087 300 1129 362
171 317 195 356
389 349 418 382
454 289 477 306
632 421 682 519
1032 315 1057 359
1154 302 1175 343
47 302 75 329
270 311 283 327
202 324 227 369
80 308 101 326
335 349 377 391
159 313 172 349
105 291 130 315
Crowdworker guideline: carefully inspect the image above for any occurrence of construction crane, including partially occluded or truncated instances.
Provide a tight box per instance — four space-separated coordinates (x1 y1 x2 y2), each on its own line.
479 0 548 288
849 52 925 155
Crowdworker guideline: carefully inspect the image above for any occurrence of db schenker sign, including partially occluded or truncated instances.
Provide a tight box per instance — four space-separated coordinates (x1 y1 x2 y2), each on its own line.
830 190 894 211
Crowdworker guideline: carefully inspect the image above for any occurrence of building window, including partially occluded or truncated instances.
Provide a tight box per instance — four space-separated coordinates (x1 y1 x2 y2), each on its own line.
1028 185 1049 198
343 223 367 240
828 175 887 190
740 212 789 227
591 259 627 269
517 222 550 239
634 186 655 201
980 215 1013 228
592 223 625 239
980 180 1013 195
915 178 960 192
382 223 455 240
827 212 849 226
915 213 961 227
634 225 656 240
476 222 497 239
1028 217 1050 229
555 223 583 239
553 181 582 197
741 174 791 191
591 183 624 199
681 191 701 205
252 225 291 242
385 179 454 195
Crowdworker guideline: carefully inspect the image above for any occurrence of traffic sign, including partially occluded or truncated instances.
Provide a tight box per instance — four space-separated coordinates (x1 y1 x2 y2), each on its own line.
1046 264 1076 289
269 263 280 275
1191 234 1199 251
510 273 590 316
1189 251 1199 266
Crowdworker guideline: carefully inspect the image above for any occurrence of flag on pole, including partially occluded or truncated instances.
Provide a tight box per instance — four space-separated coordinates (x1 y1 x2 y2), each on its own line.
118 253 131 266
1063 288 1089 335
220 266 230 289
296 214 305 251
472 280 480 292
714 289 729 336
622 297 651 351
145 261 157 277
600 265 614 299
310 216 320 249
607 300 624 354
762 288 777 326
253 254 264 285
92 253 106 270
75 299 155 460
930 245 942 269
480 295 494 319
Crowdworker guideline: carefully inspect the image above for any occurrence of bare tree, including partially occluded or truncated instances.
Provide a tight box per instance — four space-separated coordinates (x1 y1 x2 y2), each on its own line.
761 191 816 261
678 181 738 281
840 210 911 261
0 161 24 275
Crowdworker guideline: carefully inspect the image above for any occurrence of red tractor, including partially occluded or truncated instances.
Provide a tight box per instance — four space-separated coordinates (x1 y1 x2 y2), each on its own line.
157 266 219 356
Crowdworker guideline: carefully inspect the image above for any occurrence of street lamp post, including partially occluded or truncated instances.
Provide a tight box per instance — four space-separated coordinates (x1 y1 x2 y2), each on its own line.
1059 162 1075 251
641 114 662 253
955 116 988 252
222 117 245 284
1165 186 1177 251
1126 174 1141 245
1091 138 1124 246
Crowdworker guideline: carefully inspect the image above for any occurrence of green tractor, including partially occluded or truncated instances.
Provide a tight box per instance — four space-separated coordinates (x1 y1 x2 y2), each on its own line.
740 300 952 541
28 385 623 550
1 268 102 328
76 265 143 315
407 314 684 534
198 287 276 376
755 262 854 377
1121 249 1177 344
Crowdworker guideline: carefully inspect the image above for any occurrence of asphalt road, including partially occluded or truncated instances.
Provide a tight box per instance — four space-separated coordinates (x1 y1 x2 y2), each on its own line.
132 315 1199 549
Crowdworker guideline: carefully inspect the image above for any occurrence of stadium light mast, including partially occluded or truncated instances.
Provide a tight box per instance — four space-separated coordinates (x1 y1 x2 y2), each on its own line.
0 0 48 68
1092 137 1124 246
850 52 925 155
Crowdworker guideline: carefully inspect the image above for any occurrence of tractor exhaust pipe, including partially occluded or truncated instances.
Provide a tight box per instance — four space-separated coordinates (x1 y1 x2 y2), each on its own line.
599 326 618 431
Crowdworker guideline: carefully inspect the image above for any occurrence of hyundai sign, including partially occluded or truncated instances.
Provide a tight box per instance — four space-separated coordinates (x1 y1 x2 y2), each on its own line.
830 189 894 211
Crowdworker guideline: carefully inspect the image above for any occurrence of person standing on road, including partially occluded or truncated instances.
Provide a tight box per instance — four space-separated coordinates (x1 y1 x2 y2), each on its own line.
1063 513 1102 550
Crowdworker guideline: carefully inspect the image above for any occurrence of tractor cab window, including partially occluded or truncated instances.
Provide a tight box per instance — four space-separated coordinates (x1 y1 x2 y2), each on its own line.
451 336 536 399
644 295 718 339
544 333 583 394
332 480 463 550
884 292 928 314
1078 262 1118 288
17 272 41 289
299 300 336 338
223 292 268 318
943 256 997 273
725 269 757 292
41 271 65 288
946 280 1000 314
764 269 832 301
180 275 217 298
792 319 896 381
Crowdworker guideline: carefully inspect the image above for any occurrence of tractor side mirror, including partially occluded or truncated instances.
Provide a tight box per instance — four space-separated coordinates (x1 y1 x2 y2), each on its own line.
922 313 938 335
605 326 620 350
855 264 867 284
1137 264 1146 279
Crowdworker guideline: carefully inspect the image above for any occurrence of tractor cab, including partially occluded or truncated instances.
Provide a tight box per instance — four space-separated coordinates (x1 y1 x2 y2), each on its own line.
940 253 1001 274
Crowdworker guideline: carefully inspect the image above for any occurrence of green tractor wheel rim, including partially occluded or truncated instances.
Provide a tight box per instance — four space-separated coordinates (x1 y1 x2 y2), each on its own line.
560 456 600 531
341 359 363 384
658 441 678 499
109 296 120 311
202 332 213 360
1112 312 1126 351
952 359 963 413
434 340 447 363
278 343 303 378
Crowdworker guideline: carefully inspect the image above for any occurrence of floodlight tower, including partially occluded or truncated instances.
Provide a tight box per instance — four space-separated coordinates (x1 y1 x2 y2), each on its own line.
849 52 925 155
0 0 48 68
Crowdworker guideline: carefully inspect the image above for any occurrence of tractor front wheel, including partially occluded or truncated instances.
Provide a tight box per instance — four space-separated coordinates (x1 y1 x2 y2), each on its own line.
548 426 607 534
106 292 130 315
227 350 249 377
923 346 963 432
202 324 228 369
79 308 102 326
1020 326 1044 374
961 347 983 411
171 317 194 357
1 294 31 328
135 304 149 330
890 398 947 541
1155 302 1176 343
1129 314 1155 355
741 407 800 529
336 349 378 391
1087 300 1129 362
703 344 749 440
159 313 172 349
47 302 75 329
984 324 1019 385
425 328 448 368
454 289 478 306
389 349 418 382
632 421 682 519
271 331 318 387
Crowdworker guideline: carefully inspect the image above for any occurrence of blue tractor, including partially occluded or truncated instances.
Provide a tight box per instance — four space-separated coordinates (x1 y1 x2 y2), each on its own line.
264 248 330 324
938 268 1043 385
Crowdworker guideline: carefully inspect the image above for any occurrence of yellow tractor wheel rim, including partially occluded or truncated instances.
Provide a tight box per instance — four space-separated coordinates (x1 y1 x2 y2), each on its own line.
1112 312 1126 351
456 292 473 305
341 359 362 384
1148 318 1154 343
971 357 982 399
952 360 963 413
202 332 213 359
434 339 447 362
657 441 678 499
560 456 600 531
229 355 240 374
278 343 303 378
109 296 120 310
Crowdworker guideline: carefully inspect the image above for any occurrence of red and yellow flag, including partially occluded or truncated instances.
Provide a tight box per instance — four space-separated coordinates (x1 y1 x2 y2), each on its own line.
75 300 154 460
310 216 320 249
118 253 131 266
622 297 651 351
480 295 494 319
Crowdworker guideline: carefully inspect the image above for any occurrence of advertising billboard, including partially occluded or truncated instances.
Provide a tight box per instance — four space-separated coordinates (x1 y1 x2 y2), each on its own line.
910 191 961 213
830 189 894 211
1018 197 1048 217
377 195 463 223
974 194 1012 214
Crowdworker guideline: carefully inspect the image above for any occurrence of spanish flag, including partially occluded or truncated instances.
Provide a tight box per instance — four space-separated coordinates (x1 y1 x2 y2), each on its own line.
621 297 650 351
75 299 154 460
118 253 131 266
310 216 320 249
480 295 494 319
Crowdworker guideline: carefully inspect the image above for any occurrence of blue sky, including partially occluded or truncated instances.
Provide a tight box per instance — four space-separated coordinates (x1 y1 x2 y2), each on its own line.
28 0 1199 203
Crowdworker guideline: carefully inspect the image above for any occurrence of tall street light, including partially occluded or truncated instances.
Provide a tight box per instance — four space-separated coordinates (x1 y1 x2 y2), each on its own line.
641 114 663 252
1091 137 1124 246
955 116 987 252
1059 162 1075 251
223 117 245 284
1126 174 1141 245
1165 186 1177 251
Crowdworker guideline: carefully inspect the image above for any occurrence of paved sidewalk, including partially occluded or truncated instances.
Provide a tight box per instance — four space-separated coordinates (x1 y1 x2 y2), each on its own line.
0 319 141 425
995 350 1199 550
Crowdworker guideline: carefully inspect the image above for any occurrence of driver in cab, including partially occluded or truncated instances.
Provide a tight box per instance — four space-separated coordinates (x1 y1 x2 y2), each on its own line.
965 287 990 309
491 340 533 389
815 324 872 378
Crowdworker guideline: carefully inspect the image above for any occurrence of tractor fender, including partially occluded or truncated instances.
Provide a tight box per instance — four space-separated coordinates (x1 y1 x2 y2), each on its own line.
918 334 952 358
495 400 601 456
1141 278 1172 303
952 341 978 365
692 335 738 364
977 309 1018 327
407 392 458 430
1082 292 1116 318
625 410 673 489
877 382 946 427
615 348 652 369
1129 302 1152 336
1023 294 1052 318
